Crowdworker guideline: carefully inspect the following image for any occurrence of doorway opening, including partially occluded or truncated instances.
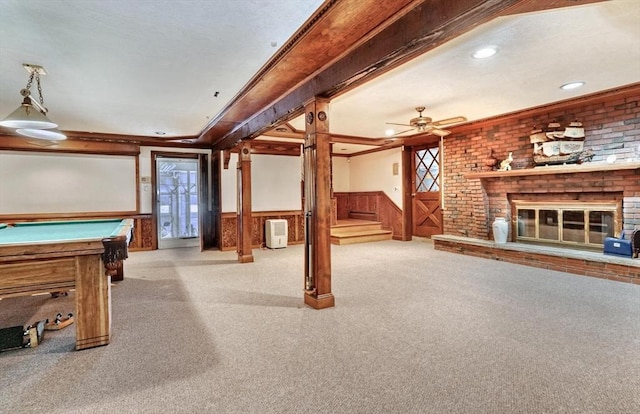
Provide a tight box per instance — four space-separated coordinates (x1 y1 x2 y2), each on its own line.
155 156 200 249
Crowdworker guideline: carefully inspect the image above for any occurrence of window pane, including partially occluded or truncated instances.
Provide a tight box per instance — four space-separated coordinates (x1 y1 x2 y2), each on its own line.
415 148 439 192
158 160 199 239
539 210 558 240
517 209 536 238
562 210 585 243
589 211 614 244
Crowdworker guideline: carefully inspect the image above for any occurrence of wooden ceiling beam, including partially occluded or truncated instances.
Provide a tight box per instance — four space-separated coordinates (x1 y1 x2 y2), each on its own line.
206 0 532 151
499 0 606 15
205 0 599 152
198 0 418 147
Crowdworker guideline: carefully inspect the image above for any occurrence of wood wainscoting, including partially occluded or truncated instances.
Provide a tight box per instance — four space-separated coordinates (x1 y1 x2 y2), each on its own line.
220 210 304 251
127 215 154 251
333 191 402 239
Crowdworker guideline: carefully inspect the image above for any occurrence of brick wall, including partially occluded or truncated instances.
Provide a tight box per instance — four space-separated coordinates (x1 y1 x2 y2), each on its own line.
444 84 640 241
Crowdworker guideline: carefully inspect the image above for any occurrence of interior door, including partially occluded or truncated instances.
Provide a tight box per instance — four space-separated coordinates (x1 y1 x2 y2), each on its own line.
156 156 200 249
412 143 443 238
199 153 217 251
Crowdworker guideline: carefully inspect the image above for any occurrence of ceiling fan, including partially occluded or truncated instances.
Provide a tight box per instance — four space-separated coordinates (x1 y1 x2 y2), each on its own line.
386 106 466 137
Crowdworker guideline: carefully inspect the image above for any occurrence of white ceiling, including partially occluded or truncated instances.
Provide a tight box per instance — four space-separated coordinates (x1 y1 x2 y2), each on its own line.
1 1 639 153
0 0 325 137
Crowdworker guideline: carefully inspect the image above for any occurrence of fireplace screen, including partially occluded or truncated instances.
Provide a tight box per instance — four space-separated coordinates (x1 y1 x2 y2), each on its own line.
515 202 617 248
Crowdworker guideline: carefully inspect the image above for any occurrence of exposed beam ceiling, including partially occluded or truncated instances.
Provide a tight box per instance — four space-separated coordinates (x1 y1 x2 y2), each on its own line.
1 0 637 156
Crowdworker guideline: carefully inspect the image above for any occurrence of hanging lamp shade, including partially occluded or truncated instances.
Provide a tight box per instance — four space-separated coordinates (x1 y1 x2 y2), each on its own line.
0 97 58 129
16 127 66 141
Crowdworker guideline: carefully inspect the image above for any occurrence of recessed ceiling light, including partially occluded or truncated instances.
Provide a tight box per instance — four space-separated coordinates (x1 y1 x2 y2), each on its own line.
472 46 498 59
560 81 585 90
385 128 395 137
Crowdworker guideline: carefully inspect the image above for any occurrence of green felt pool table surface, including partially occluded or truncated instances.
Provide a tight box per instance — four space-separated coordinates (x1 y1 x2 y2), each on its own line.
0 219 128 245
0 218 134 350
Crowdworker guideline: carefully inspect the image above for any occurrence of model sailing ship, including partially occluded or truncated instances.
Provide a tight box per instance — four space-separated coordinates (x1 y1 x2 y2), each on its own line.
529 121 594 166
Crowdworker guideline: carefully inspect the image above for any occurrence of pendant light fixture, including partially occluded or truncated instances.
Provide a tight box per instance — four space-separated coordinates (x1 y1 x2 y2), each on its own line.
16 128 67 141
0 64 66 140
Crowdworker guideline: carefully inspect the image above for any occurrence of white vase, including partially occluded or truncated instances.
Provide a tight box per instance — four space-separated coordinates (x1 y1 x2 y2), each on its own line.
493 217 508 244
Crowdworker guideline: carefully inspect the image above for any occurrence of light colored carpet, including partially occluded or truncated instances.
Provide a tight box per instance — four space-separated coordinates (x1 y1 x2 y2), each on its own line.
1 239 639 413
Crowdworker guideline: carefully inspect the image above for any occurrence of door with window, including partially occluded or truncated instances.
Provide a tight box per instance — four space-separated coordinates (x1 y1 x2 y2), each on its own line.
412 143 443 238
155 156 200 249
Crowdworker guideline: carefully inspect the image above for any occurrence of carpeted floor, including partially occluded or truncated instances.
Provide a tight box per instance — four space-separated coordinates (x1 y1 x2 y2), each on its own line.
1 239 639 413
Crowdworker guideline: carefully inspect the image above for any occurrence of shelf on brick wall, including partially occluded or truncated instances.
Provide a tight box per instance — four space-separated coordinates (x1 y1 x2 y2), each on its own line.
466 161 640 179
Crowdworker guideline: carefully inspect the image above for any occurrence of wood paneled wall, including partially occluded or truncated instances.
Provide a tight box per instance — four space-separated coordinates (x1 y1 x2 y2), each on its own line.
334 191 403 239
220 210 305 251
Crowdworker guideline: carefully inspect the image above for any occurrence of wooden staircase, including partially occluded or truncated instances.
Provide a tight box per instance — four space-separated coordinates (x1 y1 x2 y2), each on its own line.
330 219 393 245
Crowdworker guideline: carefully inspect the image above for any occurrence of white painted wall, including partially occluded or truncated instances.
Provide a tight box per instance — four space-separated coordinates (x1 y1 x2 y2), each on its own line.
332 157 350 192
0 145 398 217
348 147 403 208
0 151 137 214
221 153 302 213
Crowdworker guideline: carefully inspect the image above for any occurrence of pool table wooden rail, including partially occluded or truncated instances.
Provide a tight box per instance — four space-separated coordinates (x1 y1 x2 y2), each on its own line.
0 219 133 350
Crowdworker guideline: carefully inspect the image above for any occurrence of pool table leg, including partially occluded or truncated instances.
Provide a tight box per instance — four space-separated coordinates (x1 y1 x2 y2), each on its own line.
110 261 124 282
74 255 111 350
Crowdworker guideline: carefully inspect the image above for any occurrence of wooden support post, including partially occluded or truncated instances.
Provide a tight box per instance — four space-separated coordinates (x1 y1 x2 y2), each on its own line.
237 141 254 263
303 97 335 309
330 143 337 226
401 145 413 241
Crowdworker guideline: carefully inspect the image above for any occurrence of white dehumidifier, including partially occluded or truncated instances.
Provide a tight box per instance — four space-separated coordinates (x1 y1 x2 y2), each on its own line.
265 219 288 249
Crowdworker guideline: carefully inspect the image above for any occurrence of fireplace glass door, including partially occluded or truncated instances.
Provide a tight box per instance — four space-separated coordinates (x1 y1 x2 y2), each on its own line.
516 202 617 249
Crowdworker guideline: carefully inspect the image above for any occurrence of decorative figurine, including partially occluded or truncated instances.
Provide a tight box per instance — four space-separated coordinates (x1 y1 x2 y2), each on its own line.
499 152 513 171
531 120 591 166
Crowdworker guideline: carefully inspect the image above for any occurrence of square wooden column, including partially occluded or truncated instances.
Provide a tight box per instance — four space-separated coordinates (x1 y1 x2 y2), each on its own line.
303 97 335 309
401 145 413 241
237 141 254 263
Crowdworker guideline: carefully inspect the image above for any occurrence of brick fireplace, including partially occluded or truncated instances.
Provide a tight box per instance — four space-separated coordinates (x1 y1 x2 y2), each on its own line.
435 162 640 284
433 84 640 283
467 163 639 245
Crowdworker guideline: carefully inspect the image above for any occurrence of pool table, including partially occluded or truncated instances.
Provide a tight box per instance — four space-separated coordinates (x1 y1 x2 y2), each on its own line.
0 219 134 350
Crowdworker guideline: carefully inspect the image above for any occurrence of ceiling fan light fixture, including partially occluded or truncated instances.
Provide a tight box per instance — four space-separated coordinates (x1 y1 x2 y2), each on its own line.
16 127 67 141
560 81 585 90
471 46 498 59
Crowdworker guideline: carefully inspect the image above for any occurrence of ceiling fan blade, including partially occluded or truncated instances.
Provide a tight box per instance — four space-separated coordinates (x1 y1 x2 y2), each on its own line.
433 116 467 126
432 128 451 137
385 122 413 127
393 128 417 136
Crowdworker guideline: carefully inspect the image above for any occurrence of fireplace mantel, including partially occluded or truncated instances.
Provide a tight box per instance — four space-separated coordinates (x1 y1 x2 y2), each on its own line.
466 162 640 179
